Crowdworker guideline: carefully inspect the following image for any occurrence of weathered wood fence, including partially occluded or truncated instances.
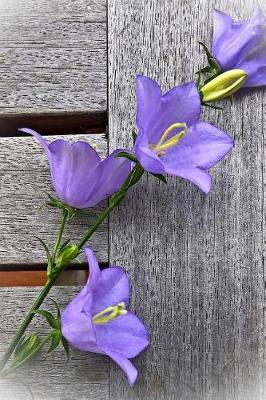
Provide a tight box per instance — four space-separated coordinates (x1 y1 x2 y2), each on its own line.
0 0 265 399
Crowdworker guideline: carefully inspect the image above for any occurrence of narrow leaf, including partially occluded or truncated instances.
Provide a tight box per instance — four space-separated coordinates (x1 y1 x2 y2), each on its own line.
128 165 145 187
59 239 71 253
12 333 41 365
202 102 223 110
34 236 51 262
49 298 61 320
150 173 167 184
132 130 138 144
61 337 70 361
199 41 220 73
47 331 61 354
6 334 49 375
32 309 59 330
115 152 138 163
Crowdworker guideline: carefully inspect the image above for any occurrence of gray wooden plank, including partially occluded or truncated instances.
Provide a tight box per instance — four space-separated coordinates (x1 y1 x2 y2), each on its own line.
108 0 265 399
0 0 106 113
0 134 108 265
0 286 109 400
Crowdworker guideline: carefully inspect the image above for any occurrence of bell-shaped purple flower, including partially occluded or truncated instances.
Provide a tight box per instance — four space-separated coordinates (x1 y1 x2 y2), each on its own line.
61 247 149 385
135 75 234 193
20 128 131 209
212 7 266 87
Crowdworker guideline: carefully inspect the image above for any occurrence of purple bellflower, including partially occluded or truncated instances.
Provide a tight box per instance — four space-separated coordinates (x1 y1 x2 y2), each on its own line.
61 247 149 385
20 128 131 209
212 7 266 87
135 75 234 193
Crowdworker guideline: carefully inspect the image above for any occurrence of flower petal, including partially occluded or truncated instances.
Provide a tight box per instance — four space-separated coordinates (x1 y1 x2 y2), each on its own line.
21 128 104 208
236 48 266 87
19 127 49 150
89 267 130 316
135 131 165 174
84 247 101 291
212 7 266 83
136 79 201 145
136 75 162 132
82 149 131 207
212 9 235 61
162 122 234 193
61 309 99 353
95 311 149 358
101 347 138 385
48 140 101 208
83 247 130 315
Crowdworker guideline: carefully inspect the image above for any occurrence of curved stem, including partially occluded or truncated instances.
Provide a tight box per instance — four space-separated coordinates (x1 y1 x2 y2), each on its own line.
51 209 68 263
0 162 144 372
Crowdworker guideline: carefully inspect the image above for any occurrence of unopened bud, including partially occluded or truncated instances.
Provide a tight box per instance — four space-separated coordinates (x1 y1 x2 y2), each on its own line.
200 69 247 102
55 244 79 269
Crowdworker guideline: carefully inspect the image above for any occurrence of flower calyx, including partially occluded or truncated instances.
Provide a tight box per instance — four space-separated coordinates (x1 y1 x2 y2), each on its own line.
46 193 76 221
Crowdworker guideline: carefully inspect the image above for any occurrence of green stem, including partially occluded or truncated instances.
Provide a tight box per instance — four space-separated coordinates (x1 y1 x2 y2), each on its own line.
0 211 68 371
51 209 68 263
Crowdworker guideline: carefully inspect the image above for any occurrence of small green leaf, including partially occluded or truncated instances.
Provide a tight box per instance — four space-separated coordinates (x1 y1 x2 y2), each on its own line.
34 236 51 262
12 333 41 365
150 173 167 184
61 337 70 361
59 239 71 253
115 152 138 163
49 298 61 320
32 309 59 330
47 331 61 354
199 42 220 73
76 209 99 218
132 130 138 144
46 193 76 221
66 207 76 221
202 102 223 110
128 165 145 187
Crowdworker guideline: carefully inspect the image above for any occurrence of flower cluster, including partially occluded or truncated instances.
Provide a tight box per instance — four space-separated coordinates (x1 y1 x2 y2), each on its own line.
1 6 265 386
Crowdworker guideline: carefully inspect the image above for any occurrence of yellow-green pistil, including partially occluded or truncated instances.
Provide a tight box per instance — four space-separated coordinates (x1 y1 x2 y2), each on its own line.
200 69 247 103
149 122 188 156
93 302 127 325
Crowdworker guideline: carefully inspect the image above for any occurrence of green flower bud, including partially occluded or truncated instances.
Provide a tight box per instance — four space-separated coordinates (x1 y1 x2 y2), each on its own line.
200 69 247 102
55 244 79 270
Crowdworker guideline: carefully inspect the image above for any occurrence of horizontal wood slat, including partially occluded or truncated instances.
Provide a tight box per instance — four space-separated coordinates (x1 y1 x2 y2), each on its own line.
0 287 109 399
0 133 108 266
0 0 106 113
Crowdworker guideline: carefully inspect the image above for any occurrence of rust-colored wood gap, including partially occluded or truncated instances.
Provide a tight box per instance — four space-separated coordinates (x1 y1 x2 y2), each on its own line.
0 270 88 287
0 111 107 137
0 263 108 286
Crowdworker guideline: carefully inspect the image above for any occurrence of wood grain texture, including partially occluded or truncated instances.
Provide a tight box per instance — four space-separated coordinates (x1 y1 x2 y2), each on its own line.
0 0 106 113
108 1 265 399
0 134 108 266
0 287 109 400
